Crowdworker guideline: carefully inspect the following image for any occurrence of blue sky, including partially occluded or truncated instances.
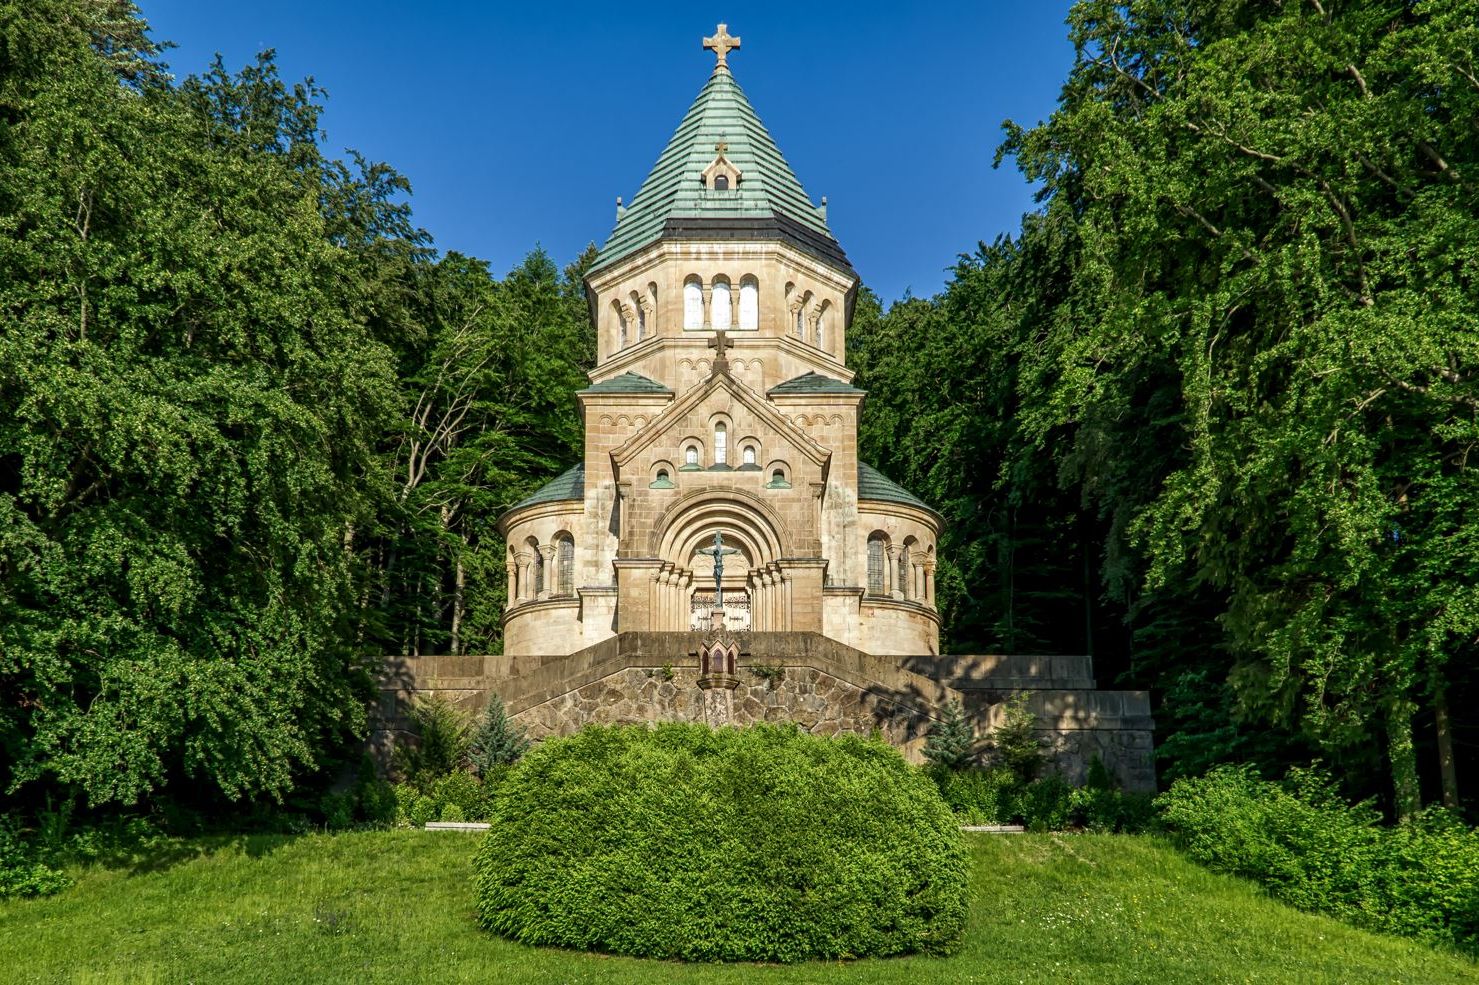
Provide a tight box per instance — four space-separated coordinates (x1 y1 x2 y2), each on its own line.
140 1 1077 303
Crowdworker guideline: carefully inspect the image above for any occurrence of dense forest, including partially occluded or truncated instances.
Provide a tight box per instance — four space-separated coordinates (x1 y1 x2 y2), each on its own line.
1 0 1475 822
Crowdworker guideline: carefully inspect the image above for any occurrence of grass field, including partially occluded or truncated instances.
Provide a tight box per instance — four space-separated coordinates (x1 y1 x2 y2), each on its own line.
1 829 1473 984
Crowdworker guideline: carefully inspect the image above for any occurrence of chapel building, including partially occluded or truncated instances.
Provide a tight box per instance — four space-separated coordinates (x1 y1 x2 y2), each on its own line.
498 25 941 658
378 27 1155 792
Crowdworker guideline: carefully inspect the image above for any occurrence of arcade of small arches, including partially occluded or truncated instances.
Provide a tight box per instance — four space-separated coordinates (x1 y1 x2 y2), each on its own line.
605 272 837 355
508 531 576 604
865 531 936 606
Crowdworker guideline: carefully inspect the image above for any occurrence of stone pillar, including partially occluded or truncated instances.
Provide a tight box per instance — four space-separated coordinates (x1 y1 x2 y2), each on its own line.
702 284 714 329
538 545 556 600
514 552 532 601
612 558 662 632
924 563 936 607
506 556 517 608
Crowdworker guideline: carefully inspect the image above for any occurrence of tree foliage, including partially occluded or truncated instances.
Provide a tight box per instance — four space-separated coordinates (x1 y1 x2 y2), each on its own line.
856 0 1479 815
0 1 589 813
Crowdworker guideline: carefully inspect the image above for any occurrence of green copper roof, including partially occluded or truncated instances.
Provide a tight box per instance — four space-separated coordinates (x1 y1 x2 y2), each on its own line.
858 463 936 514
591 65 849 274
512 464 584 511
767 371 864 396
580 371 672 395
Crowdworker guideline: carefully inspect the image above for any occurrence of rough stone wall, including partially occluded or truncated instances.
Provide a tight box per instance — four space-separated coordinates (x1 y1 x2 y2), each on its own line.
512 665 938 757
374 632 1158 793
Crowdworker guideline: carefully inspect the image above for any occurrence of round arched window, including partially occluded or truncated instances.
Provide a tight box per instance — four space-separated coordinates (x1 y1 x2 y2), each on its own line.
685 447 699 467
713 423 727 464
743 446 756 466
714 174 729 190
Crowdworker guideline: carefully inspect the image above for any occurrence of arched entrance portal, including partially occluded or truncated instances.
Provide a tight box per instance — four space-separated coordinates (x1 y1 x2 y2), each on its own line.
647 491 794 633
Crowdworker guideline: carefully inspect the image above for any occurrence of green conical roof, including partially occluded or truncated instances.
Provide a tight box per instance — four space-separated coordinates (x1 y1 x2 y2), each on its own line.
591 65 851 275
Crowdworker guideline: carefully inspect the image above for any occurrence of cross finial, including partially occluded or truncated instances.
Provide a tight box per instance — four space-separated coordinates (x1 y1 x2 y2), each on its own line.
715 139 728 156
708 330 731 374
702 23 741 71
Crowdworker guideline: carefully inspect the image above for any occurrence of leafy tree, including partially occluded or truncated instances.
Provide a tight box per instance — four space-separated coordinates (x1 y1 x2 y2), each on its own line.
0 2 412 807
1001 0 1479 815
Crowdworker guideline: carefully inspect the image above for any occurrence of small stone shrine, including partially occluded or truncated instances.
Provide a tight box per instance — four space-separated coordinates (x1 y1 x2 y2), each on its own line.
378 25 1155 790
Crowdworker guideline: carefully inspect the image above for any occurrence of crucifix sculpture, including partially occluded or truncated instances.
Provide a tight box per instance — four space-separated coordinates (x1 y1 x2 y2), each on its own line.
702 23 741 70
697 530 741 609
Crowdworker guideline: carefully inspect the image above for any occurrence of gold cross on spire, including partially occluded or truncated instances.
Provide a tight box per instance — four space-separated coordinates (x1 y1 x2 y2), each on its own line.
702 23 741 71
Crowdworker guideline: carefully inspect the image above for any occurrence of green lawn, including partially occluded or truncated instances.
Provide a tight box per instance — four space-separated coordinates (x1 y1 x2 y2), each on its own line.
1 830 1472 984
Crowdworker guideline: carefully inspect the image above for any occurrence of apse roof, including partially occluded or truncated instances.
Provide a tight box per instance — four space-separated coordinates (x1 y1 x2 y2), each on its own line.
767 371 865 396
579 371 673 395
511 464 584 510
858 463 936 514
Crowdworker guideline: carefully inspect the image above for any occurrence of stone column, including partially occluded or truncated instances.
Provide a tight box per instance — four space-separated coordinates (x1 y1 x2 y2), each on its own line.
924 563 936 607
538 545 556 600
506 556 517 608
514 552 532 601
702 284 714 330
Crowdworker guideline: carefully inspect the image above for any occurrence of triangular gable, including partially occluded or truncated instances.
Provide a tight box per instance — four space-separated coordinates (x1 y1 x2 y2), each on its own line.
610 371 830 470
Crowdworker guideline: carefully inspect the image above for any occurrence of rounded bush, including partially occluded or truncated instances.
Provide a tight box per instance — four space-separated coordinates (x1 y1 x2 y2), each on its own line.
474 723 968 962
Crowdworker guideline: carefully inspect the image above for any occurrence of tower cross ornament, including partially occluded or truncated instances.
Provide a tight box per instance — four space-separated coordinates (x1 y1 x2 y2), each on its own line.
708 330 731 374
702 23 741 70
697 530 741 609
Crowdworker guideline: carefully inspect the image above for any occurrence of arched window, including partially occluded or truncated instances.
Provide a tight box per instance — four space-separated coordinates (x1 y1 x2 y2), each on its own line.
556 534 574 596
683 277 703 329
867 534 887 595
713 174 729 190
739 277 759 330
528 538 545 597
767 467 791 489
742 446 756 466
684 446 700 469
651 468 675 489
713 422 727 464
711 279 731 331
614 301 628 349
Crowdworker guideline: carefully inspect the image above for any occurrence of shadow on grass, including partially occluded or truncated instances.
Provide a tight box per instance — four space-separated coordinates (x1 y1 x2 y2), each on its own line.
71 828 304 877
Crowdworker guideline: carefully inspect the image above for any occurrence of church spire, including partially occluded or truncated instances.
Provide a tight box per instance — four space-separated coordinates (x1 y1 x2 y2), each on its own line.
589 24 850 278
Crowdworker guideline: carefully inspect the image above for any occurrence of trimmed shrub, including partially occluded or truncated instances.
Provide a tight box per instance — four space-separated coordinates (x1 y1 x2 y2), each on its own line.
474 723 968 962
929 765 1019 824
1158 765 1479 955
431 771 486 821
392 783 420 826
408 795 438 828
1019 774 1073 832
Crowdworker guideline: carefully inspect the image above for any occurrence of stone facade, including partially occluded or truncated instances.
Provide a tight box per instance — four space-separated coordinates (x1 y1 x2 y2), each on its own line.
497 38 943 659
